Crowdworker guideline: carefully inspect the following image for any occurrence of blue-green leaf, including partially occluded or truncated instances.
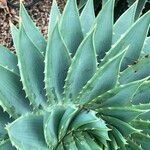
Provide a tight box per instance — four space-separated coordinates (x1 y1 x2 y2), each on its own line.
138 110 150 121
79 0 87 10
70 110 98 130
48 0 60 37
59 0 83 56
111 127 127 148
132 80 150 105
119 56 150 84
0 107 13 140
10 23 19 52
112 1 137 44
17 25 46 107
77 49 126 105
103 116 139 137
94 0 114 61
134 0 148 20
63 134 78 150
97 107 146 122
127 139 143 150
58 106 78 140
100 11 150 70
64 30 97 101
0 45 19 75
74 132 91 150
83 132 102 149
0 139 15 150
45 24 71 104
20 3 46 55
131 132 150 150
108 133 119 150
80 0 95 36
93 79 145 108
142 37 150 56
131 119 150 135
44 106 65 148
78 118 108 131
133 103 150 111
0 66 31 118
7 114 48 150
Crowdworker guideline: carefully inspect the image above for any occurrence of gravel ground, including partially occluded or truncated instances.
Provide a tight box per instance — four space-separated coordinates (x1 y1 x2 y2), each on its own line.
0 0 65 52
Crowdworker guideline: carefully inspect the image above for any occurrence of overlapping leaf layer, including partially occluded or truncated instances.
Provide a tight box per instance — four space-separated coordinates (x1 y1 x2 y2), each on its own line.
0 0 150 149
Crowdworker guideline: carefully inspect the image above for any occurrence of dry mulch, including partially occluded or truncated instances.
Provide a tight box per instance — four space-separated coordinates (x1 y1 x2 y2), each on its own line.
0 0 65 52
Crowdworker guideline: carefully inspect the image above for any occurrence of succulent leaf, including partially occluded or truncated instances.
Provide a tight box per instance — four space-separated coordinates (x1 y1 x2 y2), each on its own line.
131 132 150 150
7 114 48 150
10 23 19 52
44 106 66 148
0 66 31 118
94 0 114 61
132 80 150 105
80 0 95 36
0 45 19 76
58 106 78 140
103 116 140 137
48 0 60 37
112 1 137 44
131 119 150 135
138 110 150 121
127 138 143 150
111 127 127 148
132 103 150 121
132 103 150 110
45 23 71 104
92 79 145 108
134 0 148 20
17 25 46 107
142 37 150 56
20 3 46 55
59 0 83 56
73 132 92 149
77 49 126 105
101 11 150 70
80 132 101 149
97 107 147 122
64 29 97 101
0 139 15 150
63 134 78 150
119 56 150 84
0 107 13 140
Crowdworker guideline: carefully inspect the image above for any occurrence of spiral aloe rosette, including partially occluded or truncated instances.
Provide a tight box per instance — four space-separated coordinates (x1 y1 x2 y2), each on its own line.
0 0 150 149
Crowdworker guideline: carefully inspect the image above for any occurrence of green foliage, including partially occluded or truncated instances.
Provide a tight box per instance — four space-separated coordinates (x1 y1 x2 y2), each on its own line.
0 0 150 149
79 0 149 20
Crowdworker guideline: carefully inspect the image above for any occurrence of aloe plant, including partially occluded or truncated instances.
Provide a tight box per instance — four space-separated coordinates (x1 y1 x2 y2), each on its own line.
0 0 150 149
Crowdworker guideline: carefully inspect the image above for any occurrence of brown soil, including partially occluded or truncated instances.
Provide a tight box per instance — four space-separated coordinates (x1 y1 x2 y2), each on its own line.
0 0 65 52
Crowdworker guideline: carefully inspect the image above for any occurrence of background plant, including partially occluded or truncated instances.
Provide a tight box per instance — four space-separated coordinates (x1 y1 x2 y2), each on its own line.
78 0 150 20
0 0 150 149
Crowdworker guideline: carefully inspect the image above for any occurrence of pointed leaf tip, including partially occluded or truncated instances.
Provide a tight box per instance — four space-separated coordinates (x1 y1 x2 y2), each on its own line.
80 0 95 36
64 29 97 102
59 0 83 56
78 47 127 105
19 3 46 55
45 23 71 104
48 0 60 38
94 0 114 61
